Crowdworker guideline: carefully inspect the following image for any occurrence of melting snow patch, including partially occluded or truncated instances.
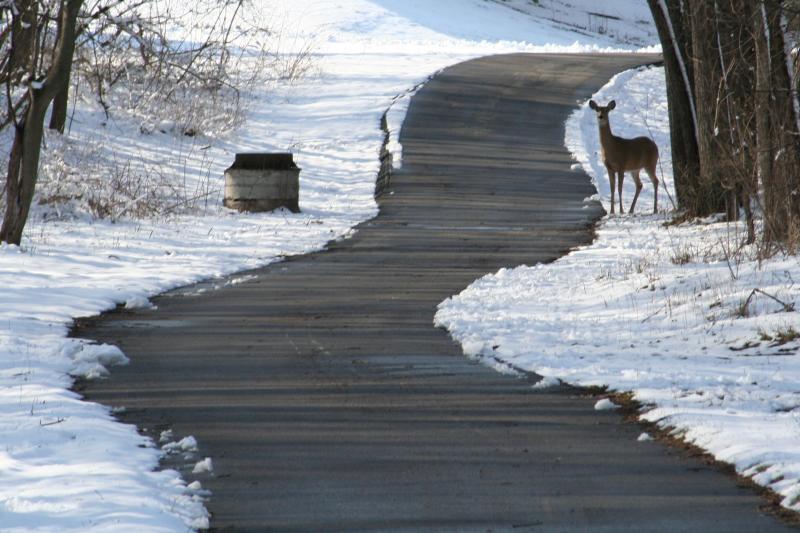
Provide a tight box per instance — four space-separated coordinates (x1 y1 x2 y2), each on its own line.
192 457 214 474
159 429 174 444
594 398 620 411
124 295 154 309
532 376 560 389
638 432 654 442
162 436 199 454
190 515 211 530
63 340 129 379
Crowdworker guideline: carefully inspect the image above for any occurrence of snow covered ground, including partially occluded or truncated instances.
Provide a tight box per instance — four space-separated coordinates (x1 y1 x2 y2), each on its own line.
0 0 658 530
436 66 800 512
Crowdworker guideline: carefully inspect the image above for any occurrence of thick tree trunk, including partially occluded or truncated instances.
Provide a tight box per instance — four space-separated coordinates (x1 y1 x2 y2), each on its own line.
754 2 773 238
1 100 48 244
767 1 800 244
48 76 71 133
48 0 75 133
713 0 757 236
687 1 727 216
755 1 800 245
647 0 700 211
8 0 38 86
0 0 84 245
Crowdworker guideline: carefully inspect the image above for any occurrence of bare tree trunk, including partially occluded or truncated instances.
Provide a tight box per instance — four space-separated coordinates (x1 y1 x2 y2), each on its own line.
767 1 800 244
0 0 84 245
647 0 701 212
1 99 49 244
687 1 727 216
48 1 75 133
713 0 758 240
48 73 71 133
754 1 800 245
754 1 773 238
8 0 38 86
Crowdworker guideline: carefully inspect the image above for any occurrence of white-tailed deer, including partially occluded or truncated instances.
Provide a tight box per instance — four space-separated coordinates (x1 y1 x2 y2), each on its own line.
589 99 659 214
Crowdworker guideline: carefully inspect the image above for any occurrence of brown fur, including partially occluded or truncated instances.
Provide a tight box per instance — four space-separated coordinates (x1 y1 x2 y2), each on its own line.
589 99 659 214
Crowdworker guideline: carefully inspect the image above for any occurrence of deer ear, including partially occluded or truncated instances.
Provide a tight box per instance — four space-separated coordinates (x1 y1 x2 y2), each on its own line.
608 100 616 110
589 100 598 110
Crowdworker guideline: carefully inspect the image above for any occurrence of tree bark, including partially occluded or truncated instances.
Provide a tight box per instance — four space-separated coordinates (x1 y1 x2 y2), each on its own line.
0 0 84 245
8 0 38 86
713 0 757 234
754 1 800 244
48 1 75 133
687 1 727 216
769 1 800 243
647 0 700 211
48 74 71 133
754 1 773 238
1 99 49 244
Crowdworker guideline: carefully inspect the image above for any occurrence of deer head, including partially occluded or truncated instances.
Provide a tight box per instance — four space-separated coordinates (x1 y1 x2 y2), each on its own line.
589 99 615 126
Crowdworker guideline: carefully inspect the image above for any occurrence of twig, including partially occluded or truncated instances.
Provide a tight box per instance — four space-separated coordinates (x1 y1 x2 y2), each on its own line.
642 304 666 323
742 288 795 316
39 417 66 427
717 235 739 280
752 288 795 312
160 190 214 215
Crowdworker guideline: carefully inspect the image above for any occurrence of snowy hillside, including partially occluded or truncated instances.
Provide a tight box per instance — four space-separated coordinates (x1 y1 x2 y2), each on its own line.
0 0 657 530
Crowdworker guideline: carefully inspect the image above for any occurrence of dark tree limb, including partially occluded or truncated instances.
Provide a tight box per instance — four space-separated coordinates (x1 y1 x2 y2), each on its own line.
1 0 84 245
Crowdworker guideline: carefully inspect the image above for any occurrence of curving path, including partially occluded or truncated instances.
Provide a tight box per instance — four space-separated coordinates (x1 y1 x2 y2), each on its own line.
77 54 793 531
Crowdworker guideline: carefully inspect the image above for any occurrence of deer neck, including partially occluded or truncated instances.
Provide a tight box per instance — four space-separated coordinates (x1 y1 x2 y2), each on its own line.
598 120 617 147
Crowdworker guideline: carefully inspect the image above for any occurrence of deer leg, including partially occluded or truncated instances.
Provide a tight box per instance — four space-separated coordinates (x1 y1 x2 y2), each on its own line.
607 165 616 214
617 171 625 214
629 170 643 214
646 165 658 214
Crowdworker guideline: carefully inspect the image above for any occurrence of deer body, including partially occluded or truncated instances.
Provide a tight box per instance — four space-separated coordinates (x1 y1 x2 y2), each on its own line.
590 100 659 214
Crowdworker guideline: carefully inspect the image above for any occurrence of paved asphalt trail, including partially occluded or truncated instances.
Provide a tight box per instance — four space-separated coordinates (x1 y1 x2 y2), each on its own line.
76 54 794 531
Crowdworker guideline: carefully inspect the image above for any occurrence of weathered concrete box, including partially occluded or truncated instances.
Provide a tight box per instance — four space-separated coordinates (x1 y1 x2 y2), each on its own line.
224 153 300 213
